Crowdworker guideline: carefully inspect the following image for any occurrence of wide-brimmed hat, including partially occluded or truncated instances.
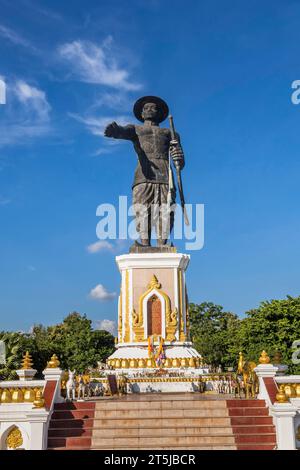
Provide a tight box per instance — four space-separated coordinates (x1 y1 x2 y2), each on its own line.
133 96 169 123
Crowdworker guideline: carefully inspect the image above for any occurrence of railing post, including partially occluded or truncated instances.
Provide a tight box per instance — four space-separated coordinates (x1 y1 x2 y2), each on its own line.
271 403 297 450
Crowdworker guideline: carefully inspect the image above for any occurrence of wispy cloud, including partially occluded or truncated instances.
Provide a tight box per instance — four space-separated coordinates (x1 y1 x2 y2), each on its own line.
89 284 116 301
87 240 114 253
14 81 51 120
94 319 116 335
57 38 141 91
0 80 51 147
0 196 11 206
0 24 38 53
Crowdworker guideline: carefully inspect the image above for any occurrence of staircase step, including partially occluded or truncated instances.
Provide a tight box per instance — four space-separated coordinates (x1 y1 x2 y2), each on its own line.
48 428 92 438
235 434 276 444
236 444 276 450
226 400 266 407
91 435 237 447
48 437 92 448
230 416 273 426
228 407 269 416
93 408 229 419
92 426 234 438
50 418 94 429
232 425 275 434
91 417 232 427
93 400 228 411
51 410 95 420
54 402 96 410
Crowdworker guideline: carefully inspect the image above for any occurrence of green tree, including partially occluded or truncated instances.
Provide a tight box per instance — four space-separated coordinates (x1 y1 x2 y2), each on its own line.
235 295 300 373
189 302 241 369
0 331 31 380
45 312 115 373
0 313 115 379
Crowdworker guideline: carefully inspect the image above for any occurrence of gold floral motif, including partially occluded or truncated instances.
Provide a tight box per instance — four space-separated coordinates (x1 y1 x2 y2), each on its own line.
148 275 161 290
132 309 144 342
6 427 23 449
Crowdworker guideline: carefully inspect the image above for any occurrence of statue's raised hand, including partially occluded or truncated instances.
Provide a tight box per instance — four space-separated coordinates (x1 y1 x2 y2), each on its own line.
104 121 119 138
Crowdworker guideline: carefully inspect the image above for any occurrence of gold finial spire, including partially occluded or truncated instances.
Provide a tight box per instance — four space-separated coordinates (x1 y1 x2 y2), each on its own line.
273 351 282 364
21 351 33 370
259 350 270 364
47 354 60 368
148 275 161 290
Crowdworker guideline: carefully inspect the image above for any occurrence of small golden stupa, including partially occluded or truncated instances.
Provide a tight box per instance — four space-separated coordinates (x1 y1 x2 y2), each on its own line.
259 350 270 364
21 351 33 369
47 354 60 368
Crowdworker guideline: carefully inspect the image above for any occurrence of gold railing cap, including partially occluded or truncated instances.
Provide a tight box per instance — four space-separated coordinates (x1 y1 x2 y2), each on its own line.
47 354 60 368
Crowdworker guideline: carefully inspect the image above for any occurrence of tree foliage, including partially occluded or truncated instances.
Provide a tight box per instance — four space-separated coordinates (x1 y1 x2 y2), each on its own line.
0 312 115 379
190 296 300 373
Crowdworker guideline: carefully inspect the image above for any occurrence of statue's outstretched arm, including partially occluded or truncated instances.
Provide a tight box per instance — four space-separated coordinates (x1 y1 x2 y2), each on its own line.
104 122 136 141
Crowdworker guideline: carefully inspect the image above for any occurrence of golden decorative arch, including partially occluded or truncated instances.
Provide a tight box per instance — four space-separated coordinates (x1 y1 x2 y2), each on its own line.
6 426 23 450
132 275 178 342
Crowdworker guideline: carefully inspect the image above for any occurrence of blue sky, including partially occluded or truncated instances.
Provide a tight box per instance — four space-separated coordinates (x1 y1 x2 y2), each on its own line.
0 0 300 332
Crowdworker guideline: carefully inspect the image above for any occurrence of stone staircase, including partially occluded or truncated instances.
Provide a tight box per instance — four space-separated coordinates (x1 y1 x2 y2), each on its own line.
47 395 276 450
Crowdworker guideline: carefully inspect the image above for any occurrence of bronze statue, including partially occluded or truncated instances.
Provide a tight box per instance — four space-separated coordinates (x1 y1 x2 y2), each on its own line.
104 96 185 248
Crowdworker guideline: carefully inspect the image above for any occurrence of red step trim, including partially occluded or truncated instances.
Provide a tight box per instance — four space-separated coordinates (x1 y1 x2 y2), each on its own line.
226 399 276 451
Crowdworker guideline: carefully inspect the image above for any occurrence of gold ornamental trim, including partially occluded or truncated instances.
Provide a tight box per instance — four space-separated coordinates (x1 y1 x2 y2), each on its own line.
107 356 201 369
123 270 130 342
178 269 186 342
6 427 23 449
0 387 44 404
118 287 123 343
132 274 178 342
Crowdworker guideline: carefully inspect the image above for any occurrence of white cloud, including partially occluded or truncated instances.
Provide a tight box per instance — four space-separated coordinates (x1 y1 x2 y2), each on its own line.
0 24 37 53
0 80 51 147
14 81 51 121
89 284 116 301
87 240 114 253
58 39 141 91
94 319 116 335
